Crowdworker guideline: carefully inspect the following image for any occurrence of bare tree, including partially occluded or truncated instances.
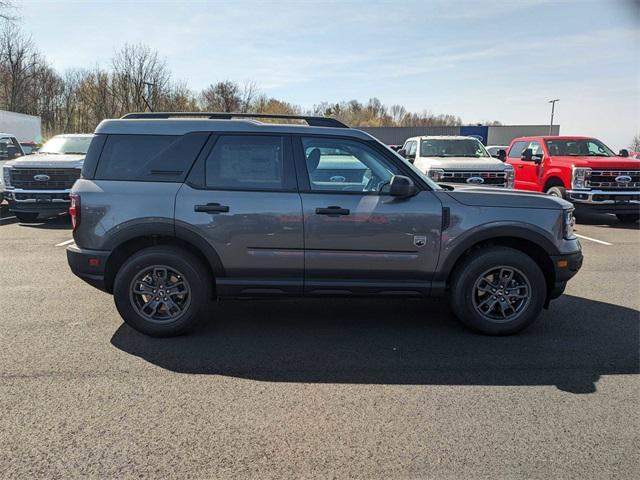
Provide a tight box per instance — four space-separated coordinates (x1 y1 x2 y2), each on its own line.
0 1 18 23
200 80 241 112
630 134 640 151
0 24 42 113
111 43 171 113
239 80 258 113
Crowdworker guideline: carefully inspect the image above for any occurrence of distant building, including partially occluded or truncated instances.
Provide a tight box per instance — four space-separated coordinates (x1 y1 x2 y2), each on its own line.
360 125 560 146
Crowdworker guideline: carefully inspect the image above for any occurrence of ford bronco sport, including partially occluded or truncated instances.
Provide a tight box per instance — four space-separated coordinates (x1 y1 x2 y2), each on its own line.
3 133 93 222
67 112 582 337
507 136 640 223
399 136 515 188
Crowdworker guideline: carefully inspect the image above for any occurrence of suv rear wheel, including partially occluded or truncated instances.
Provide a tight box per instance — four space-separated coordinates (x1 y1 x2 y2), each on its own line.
450 247 546 335
113 246 212 337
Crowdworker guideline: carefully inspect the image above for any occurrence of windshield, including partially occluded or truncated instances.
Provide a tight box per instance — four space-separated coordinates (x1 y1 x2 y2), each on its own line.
545 138 615 157
420 138 490 158
39 136 92 155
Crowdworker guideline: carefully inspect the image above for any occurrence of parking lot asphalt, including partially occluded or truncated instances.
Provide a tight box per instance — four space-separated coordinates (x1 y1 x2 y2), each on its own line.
1 205 638 479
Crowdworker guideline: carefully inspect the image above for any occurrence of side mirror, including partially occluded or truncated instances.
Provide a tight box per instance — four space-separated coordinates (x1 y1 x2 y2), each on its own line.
520 148 533 161
398 149 415 164
496 149 507 162
619 149 629 158
389 175 416 197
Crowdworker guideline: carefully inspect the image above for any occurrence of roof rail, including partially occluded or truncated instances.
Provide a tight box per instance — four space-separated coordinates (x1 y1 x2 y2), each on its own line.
120 112 349 128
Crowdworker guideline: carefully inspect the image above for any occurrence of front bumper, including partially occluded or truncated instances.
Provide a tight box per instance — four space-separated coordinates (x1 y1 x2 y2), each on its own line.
4 188 71 214
567 189 640 213
67 244 111 292
549 250 583 300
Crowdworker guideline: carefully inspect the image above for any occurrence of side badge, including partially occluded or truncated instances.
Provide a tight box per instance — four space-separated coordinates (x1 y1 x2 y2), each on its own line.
413 236 426 248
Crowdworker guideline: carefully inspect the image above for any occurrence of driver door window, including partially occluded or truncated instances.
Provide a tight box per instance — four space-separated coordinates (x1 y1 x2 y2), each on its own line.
529 141 544 160
301 137 399 193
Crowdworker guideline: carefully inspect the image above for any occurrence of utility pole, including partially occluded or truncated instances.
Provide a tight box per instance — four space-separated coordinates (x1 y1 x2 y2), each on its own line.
548 99 559 135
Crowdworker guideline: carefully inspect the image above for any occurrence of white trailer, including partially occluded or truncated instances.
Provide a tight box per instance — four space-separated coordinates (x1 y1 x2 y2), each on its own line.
0 110 42 143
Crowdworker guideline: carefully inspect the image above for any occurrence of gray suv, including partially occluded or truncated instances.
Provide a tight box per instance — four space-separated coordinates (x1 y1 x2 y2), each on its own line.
67 113 583 337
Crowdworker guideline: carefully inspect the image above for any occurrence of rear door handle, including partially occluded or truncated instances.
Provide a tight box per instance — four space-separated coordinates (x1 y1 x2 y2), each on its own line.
194 203 229 214
315 206 350 216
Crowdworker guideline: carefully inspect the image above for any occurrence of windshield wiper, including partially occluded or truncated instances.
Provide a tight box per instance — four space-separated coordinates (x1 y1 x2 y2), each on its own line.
64 152 87 155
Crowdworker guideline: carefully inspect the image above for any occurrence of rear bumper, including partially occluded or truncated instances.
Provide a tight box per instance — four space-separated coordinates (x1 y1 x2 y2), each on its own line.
66 244 111 292
567 190 640 214
549 250 583 299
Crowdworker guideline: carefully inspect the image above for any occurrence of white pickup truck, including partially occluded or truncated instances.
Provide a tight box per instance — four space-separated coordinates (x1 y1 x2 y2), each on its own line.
2 134 92 222
399 136 514 188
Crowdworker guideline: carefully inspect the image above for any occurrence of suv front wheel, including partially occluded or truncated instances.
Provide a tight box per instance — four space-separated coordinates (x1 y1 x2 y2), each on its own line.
450 247 546 335
113 246 212 337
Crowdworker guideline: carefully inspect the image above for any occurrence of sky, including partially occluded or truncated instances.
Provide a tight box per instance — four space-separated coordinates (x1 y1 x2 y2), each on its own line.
15 0 640 149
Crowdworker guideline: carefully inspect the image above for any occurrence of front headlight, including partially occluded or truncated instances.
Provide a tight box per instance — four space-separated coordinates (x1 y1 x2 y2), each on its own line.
504 164 515 188
2 166 11 187
564 209 576 239
427 168 444 182
571 167 591 190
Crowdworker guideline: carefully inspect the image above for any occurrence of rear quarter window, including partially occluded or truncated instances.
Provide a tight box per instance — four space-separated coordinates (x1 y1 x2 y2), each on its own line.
95 133 209 182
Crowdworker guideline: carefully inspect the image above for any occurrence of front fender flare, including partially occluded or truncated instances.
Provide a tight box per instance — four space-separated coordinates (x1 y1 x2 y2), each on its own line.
434 222 560 283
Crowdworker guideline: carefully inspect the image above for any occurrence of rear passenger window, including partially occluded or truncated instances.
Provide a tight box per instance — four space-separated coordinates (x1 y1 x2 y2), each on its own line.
95 133 209 181
508 141 528 159
205 135 294 191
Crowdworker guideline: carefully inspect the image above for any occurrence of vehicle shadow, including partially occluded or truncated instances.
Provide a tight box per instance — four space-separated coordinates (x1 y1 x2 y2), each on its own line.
18 214 71 230
110 295 639 394
576 211 639 230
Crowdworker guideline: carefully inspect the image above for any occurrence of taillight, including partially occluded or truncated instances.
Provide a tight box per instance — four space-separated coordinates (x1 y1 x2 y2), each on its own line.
69 194 80 232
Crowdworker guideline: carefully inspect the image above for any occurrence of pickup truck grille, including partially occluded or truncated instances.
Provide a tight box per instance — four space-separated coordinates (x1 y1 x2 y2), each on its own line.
9 168 81 190
589 170 640 190
441 171 507 186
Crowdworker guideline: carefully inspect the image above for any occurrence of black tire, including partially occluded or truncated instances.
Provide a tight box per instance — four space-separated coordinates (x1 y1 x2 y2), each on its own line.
15 212 39 223
616 213 640 223
113 246 212 337
546 185 566 199
449 246 546 335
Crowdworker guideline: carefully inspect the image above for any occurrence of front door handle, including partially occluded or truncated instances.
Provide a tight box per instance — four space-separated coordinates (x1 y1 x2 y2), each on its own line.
315 206 350 216
194 203 229 214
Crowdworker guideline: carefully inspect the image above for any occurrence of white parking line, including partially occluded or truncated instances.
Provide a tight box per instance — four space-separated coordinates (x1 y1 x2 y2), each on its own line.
0 215 16 222
55 239 75 247
575 233 613 246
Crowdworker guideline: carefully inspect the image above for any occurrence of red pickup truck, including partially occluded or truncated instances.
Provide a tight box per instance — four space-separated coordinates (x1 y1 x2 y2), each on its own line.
506 136 640 223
